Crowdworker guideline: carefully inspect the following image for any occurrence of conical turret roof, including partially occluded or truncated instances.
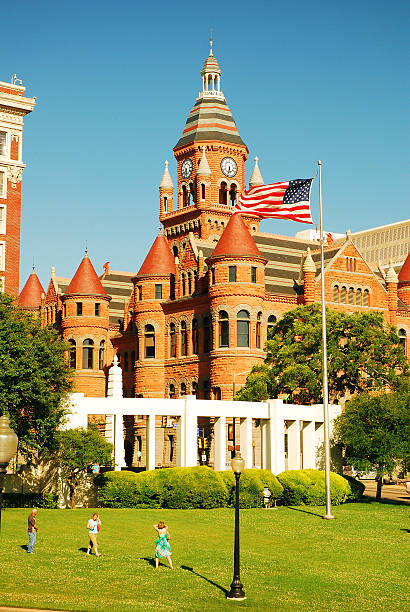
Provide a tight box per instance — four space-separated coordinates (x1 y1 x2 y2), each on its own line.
398 252 410 282
137 233 176 276
18 267 45 310
210 213 263 259
249 156 264 187
159 160 173 189
66 252 107 296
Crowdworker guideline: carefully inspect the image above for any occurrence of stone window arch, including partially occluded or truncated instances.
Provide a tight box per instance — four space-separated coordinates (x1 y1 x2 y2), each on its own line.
82 338 94 369
219 181 228 205
256 312 262 348
219 310 229 347
180 382 187 396
144 324 155 359
333 284 339 302
229 183 238 206
363 289 370 306
398 328 407 350
181 272 186 296
169 323 176 357
267 314 277 339
340 286 347 303
203 315 211 353
181 320 188 356
348 287 354 305
237 310 250 347
355 288 362 306
68 339 76 369
192 318 199 355
98 340 105 370
182 184 189 207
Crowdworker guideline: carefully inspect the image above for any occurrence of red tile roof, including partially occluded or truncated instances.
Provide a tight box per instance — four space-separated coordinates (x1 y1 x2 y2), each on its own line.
18 268 45 310
211 213 262 259
66 253 107 296
137 233 176 276
398 252 410 282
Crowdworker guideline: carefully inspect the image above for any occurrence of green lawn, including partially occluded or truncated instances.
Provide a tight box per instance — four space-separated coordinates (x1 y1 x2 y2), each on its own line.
0 502 408 612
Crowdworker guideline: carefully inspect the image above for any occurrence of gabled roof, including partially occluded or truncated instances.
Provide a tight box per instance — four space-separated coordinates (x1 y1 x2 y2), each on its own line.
66 253 107 296
18 268 45 310
398 252 410 282
137 233 176 277
210 214 263 259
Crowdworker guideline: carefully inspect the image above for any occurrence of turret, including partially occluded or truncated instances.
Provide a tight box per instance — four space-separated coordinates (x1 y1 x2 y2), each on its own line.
18 266 45 314
385 261 398 324
397 252 410 306
303 248 316 305
159 160 173 214
249 156 264 187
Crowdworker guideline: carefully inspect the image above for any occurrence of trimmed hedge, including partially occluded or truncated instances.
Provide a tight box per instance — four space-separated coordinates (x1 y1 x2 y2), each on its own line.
219 469 283 509
2 492 59 509
276 469 363 506
96 470 163 508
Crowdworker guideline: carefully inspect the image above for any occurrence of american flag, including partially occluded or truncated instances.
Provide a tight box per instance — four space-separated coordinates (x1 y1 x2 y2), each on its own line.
234 179 314 224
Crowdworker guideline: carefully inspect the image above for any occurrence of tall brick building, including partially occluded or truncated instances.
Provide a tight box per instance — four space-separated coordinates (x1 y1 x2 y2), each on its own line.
0 77 35 296
19 46 410 403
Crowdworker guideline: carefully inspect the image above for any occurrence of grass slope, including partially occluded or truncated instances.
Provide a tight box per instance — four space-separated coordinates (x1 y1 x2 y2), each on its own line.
0 503 408 612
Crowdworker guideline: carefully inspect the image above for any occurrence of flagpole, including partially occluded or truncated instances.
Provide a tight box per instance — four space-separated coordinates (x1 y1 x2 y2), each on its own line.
318 160 334 520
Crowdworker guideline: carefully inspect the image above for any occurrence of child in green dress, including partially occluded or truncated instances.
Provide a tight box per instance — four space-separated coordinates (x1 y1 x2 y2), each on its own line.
154 521 173 569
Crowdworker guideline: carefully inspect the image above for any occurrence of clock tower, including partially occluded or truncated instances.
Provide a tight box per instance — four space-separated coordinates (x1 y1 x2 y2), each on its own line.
159 42 260 247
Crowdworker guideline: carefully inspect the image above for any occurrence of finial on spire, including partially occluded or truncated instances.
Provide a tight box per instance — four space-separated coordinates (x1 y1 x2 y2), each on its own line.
249 156 264 187
85 241 88 256
159 159 174 189
210 29 213 56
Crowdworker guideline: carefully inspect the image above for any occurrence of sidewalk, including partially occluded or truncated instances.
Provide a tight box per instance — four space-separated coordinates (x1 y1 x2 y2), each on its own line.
363 481 410 505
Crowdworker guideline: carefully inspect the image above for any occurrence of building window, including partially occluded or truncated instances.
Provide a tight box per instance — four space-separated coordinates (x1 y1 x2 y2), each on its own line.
69 339 76 369
0 173 5 199
219 310 229 347
0 132 7 157
0 242 5 271
355 289 362 306
348 287 354 305
211 267 215 285
398 328 406 349
201 183 205 200
181 273 186 296
256 312 262 348
333 285 339 302
144 324 155 358
192 381 198 397
189 181 196 205
95 303 100 316
237 310 250 347
76 302 82 316
267 315 277 338
170 323 176 357
203 380 211 400
192 318 199 354
251 266 257 283
123 351 128 371
181 321 188 356
131 350 135 371
82 338 94 369
163 196 167 210
363 289 369 306
229 266 237 282
155 284 162 299
203 316 211 353
63 303 66 318
340 286 346 303
182 184 189 207
138 285 142 300
169 384 176 399
213 387 221 400
229 184 237 206
219 181 228 205
180 382 187 396
99 340 105 370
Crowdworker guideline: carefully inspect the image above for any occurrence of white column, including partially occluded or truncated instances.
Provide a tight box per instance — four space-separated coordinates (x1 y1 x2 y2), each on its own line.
287 420 301 470
315 422 325 469
114 413 126 471
146 414 156 471
240 417 253 469
302 421 316 469
184 396 198 467
267 400 285 474
175 415 185 467
214 416 226 471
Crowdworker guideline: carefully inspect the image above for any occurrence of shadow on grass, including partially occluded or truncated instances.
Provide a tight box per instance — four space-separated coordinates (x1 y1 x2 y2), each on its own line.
141 556 157 568
400 528 410 533
363 494 410 507
181 565 228 596
20 544 28 551
287 506 324 518
78 547 89 554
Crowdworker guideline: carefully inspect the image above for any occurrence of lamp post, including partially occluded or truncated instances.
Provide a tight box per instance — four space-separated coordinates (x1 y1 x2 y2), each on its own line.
0 415 18 533
227 452 246 601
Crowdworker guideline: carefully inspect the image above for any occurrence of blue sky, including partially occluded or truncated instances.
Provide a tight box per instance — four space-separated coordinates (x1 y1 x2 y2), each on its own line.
3 0 408 290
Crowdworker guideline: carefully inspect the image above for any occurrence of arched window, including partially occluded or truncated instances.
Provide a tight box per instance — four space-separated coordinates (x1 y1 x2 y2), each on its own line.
188 271 192 295
363 289 369 306
214 387 221 400
180 382 187 396
237 310 250 347
201 183 205 200
169 384 176 399
182 184 188 207
398 328 406 349
189 181 195 205
267 314 277 338
98 340 105 370
340 286 346 303
348 287 354 305
203 316 211 353
333 285 339 302
256 312 262 348
181 273 186 296
192 381 198 397
82 338 94 369
219 310 229 347
229 183 237 206
69 339 76 369
181 321 188 356
170 323 176 357
144 324 155 358
219 181 228 205
172 245 179 258
355 289 362 306
192 319 199 354
163 195 167 210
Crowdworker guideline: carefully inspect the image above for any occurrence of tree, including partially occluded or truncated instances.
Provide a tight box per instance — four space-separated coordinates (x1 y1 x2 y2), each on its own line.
235 304 408 404
333 386 410 499
57 427 113 508
0 293 72 461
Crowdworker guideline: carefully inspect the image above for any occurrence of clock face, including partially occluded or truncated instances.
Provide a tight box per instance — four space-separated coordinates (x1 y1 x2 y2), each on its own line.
181 158 193 179
221 157 238 178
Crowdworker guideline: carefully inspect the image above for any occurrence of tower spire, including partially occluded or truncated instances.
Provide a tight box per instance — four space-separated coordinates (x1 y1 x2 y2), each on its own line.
210 29 213 56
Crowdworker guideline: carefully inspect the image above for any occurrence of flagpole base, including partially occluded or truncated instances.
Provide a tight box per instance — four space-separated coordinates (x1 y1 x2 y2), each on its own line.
322 514 335 520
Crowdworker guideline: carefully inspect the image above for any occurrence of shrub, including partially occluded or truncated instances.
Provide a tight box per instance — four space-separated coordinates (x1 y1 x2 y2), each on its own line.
96 471 154 508
158 466 228 509
277 469 350 506
2 492 59 509
219 469 283 508
343 475 365 501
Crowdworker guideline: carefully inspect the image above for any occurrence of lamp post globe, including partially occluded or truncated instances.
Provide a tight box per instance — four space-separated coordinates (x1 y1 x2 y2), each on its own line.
0 415 18 532
227 452 246 601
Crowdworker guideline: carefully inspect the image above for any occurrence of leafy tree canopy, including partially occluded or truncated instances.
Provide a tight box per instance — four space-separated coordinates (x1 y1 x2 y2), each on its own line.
333 384 410 498
57 427 113 508
235 304 408 404
0 293 72 461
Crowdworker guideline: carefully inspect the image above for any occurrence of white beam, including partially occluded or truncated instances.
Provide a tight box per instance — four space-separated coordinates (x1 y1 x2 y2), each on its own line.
214 416 226 471
240 417 253 469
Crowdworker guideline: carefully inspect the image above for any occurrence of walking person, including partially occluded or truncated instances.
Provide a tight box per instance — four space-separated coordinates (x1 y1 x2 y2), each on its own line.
154 521 173 569
86 512 102 557
27 508 38 554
